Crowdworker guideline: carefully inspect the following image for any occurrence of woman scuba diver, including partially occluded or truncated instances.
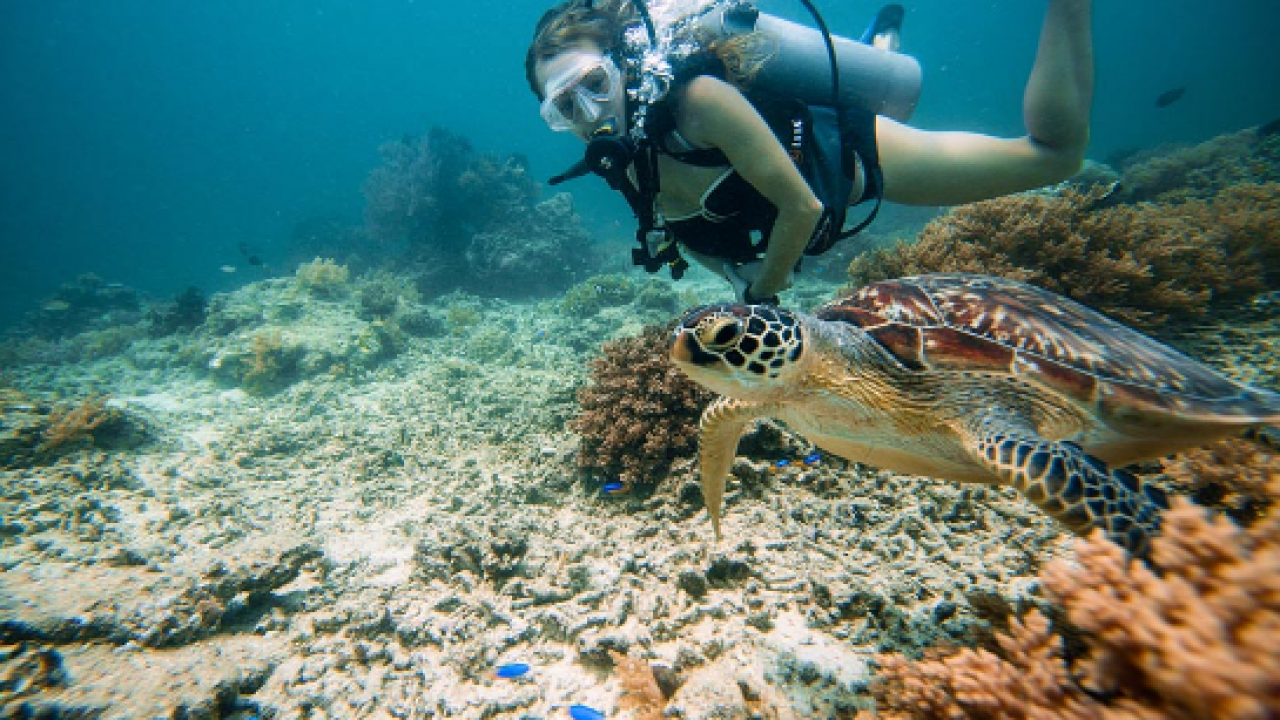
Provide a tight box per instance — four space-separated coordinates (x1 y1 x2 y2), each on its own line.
526 0 1093 304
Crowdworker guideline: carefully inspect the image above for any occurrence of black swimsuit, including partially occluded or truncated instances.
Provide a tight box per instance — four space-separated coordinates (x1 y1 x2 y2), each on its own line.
659 145 779 263
656 96 882 262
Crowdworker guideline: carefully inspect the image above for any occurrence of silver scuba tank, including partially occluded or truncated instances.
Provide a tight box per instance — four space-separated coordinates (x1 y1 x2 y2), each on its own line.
690 2 922 121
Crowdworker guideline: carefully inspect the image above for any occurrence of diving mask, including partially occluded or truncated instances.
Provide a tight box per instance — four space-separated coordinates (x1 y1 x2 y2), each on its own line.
539 54 625 137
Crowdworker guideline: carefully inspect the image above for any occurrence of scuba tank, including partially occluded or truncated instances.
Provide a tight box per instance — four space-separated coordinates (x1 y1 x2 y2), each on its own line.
689 2 921 121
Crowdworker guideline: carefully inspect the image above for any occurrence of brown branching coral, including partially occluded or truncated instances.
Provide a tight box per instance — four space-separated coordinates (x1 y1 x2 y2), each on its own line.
1160 438 1280 525
1118 128 1280 203
1040 497 1280 720
861 610 1113 720
36 394 114 457
239 330 299 395
294 257 350 296
860 489 1280 720
571 324 714 487
847 183 1280 329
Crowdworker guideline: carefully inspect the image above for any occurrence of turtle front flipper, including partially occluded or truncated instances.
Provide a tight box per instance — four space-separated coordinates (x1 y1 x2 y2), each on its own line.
698 396 769 542
962 419 1170 558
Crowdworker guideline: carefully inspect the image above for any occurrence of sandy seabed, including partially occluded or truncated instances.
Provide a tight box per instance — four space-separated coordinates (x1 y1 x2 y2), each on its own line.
3 271 1272 719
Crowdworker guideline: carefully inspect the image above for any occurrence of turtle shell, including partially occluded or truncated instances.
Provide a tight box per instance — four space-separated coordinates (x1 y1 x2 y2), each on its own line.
815 273 1280 423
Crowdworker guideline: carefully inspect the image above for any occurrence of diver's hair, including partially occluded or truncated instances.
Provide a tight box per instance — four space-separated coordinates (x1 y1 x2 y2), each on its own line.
525 0 768 99
698 27 772 88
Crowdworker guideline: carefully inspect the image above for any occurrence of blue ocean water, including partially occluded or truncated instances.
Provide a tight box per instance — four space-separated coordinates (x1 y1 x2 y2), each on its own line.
2 0 1278 330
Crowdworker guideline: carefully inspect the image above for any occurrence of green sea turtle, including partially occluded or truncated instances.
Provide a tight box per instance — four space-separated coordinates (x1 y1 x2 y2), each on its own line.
670 273 1280 556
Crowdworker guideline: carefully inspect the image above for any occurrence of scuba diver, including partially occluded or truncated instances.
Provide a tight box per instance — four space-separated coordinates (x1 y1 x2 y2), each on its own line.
526 0 1093 304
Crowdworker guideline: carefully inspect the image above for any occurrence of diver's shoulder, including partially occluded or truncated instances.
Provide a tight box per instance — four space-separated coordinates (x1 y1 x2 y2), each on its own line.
676 74 741 107
673 75 747 126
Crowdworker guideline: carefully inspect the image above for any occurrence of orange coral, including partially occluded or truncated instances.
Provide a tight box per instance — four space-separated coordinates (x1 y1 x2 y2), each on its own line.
571 324 714 486
1160 438 1279 524
1042 498 1280 720
862 609 1128 720
861 490 1280 720
240 330 297 395
847 183 1280 329
610 650 665 720
36 394 113 456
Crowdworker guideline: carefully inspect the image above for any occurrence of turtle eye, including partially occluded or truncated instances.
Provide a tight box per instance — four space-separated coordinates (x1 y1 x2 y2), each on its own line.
702 318 742 350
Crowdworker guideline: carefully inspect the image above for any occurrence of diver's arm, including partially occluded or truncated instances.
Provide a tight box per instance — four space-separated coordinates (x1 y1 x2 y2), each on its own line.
876 0 1092 205
676 77 823 298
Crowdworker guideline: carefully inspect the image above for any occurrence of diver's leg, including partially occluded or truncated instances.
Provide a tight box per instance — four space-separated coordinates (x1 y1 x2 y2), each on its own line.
1024 0 1093 160
873 0 1093 204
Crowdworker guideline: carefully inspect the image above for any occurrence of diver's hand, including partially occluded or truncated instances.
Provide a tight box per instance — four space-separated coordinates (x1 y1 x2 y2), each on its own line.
723 260 789 304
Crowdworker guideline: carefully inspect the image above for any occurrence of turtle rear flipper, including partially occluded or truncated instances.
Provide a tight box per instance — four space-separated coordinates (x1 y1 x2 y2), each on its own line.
964 418 1169 558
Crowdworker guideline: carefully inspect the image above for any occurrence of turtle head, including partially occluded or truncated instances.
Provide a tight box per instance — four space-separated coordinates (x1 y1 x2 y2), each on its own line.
670 303 806 398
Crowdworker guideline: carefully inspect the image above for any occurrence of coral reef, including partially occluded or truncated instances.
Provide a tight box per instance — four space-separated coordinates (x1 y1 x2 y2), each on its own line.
0 392 144 468
356 270 420 320
294 257 350 297
0 266 1074 715
20 273 142 338
560 273 682 319
859 486 1280 720
847 182 1280 329
363 126 596 295
18 248 1278 715
1160 437 1279 525
1115 127 1280 203
237 330 301 395
147 286 208 336
571 324 715 487
195 272 450 392
35 394 115 458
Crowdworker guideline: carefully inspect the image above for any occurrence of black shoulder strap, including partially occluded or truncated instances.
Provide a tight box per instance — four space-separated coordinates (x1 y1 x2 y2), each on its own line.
833 108 884 243
833 168 882 242
806 106 885 254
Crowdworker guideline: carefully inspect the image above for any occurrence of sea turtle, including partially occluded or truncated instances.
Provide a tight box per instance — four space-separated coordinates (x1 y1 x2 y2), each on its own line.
670 273 1280 557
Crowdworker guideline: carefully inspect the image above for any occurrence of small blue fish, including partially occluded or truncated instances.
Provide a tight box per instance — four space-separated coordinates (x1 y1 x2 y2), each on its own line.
774 458 790 468
494 662 531 678
803 452 822 465
601 481 626 494
568 706 606 720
